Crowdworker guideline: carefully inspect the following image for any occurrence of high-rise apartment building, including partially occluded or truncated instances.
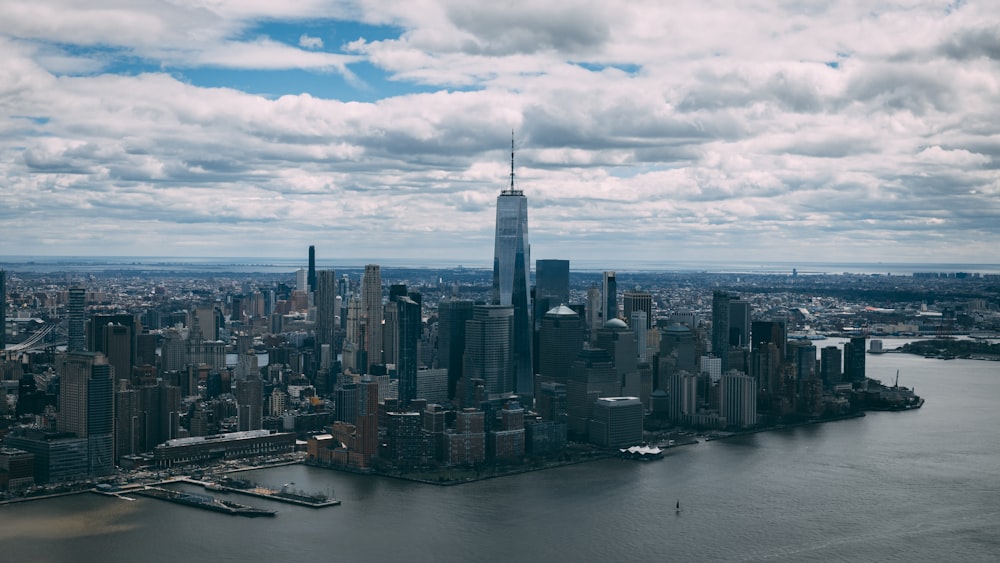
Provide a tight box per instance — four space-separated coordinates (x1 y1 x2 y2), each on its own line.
0 269 6 351
307 245 317 296
396 296 421 407
492 142 532 400
315 270 338 353
356 376 379 467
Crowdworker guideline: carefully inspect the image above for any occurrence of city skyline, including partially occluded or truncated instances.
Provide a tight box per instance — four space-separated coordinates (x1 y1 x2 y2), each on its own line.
2 2 999 265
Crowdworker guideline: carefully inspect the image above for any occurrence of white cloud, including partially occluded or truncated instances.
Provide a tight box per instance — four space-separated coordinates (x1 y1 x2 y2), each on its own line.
299 34 324 49
0 1 999 265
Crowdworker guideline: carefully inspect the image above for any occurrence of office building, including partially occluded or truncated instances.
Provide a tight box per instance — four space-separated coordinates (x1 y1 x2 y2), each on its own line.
595 319 638 378
438 299 474 399
630 310 648 362
538 305 584 387
795 343 817 381
751 320 786 358
0 447 35 491
4 430 88 484
586 286 602 343
711 290 732 372
720 371 757 428
58 352 115 477
659 324 698 386
566 348 618 438
623 290 653 330
415 368 449 405
102 323 132 382
820 346 842 386
750 342 782 394
729 299 751 348
334 384 358 424
534 259 570 322
844 336 867 383
588 397 643 448
235 376 263 431
492 144 533 400
463 304 514 397
602 271 617 323
67 286 86 353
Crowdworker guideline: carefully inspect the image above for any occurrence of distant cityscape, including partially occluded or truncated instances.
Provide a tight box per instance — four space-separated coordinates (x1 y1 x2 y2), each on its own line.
1 175 999 498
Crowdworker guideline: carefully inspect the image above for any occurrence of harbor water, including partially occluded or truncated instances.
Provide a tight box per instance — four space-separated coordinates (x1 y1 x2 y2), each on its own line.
2 349 998 562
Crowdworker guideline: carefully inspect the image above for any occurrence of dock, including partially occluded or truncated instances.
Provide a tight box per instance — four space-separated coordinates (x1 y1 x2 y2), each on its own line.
180 478 340 508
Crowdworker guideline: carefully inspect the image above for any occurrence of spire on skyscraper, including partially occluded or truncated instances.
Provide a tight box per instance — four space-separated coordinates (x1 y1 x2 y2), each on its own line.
493 138 532 399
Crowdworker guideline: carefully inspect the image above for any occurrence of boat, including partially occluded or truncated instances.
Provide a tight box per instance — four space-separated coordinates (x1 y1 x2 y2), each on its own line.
864 370 925 411
675 500 682 514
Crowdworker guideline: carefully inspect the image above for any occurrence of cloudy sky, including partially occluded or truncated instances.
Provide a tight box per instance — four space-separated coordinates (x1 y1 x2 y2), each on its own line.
2 1 999 267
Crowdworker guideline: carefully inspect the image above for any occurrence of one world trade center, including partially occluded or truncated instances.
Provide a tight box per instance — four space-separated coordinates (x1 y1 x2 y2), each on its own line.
492 137 533 401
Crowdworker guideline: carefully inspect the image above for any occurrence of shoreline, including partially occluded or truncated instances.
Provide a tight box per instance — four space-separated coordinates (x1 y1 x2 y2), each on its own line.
1 409 899 502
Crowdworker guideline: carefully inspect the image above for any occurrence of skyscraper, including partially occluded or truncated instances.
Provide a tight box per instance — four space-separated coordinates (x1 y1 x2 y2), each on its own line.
820 345 842 386
623 290 653 330
751 319 786 358
586 286 601 343
602 271 617 323
438 299 474 399
315 270 338 353
67 286 86 353
534 259 570 322
362 264 383 371
235 376 263 431
59 352 114 477
711 290 732 372
463 305 514 397
720 371 757 428
0 269 6 351
728 299 751 348
844 336 866 383
492 139 532 400
396 296 421 407
307 245 317 296
538 305 583 388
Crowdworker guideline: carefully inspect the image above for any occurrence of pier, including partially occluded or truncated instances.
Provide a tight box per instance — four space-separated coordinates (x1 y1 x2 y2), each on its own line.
133 486 276 517
180 478 340 508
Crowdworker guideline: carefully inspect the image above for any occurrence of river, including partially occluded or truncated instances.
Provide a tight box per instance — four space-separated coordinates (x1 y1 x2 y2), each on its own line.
2 348 998 562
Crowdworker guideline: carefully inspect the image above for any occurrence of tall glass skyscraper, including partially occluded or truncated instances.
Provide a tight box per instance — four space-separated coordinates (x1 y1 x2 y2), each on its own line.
492 140 533 400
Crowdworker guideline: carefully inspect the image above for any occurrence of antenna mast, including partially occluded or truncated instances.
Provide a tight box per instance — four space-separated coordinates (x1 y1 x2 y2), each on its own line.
510 130 516 191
